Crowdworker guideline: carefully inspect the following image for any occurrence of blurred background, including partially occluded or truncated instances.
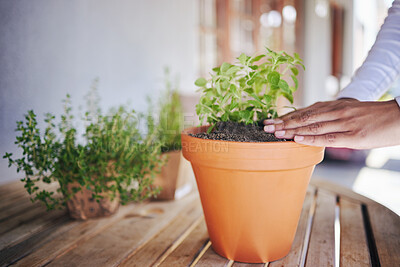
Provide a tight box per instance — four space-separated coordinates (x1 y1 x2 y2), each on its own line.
1 0 399 214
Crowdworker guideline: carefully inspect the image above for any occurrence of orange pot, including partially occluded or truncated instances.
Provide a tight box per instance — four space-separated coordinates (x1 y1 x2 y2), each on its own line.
181 126 324 263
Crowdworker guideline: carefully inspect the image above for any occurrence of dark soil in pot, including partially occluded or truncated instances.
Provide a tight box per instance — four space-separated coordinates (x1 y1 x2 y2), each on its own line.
190 121 292 142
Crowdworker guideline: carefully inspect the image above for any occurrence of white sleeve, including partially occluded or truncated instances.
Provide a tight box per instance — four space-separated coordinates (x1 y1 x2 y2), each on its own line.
337 0 400 101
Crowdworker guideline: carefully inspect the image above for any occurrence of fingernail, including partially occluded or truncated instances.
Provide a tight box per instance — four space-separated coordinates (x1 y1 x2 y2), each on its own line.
264 125 275 133
295 136 304 142
275 130 285 137
273 119 283 124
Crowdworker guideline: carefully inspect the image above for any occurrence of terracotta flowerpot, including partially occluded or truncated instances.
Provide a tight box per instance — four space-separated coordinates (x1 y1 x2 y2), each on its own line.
181 126 324 263
152 150 194 200
66 182 119 220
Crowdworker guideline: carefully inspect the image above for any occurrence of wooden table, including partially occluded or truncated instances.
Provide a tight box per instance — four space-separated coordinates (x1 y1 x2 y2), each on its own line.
0 178 399 267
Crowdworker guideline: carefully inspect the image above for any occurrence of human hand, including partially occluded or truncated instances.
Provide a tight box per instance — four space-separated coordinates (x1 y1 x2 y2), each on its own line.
263 98 400 149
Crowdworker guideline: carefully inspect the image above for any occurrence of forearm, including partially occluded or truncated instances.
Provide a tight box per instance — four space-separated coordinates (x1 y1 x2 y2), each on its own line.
338 0 400 101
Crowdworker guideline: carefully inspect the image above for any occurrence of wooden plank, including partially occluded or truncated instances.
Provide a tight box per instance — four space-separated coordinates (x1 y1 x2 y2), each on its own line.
0 201 43 222
0 182 59 213
0 191 31 211
232 262 264 266
368 203 400 267
0 181 24 196
0 218 77 266
0 190 64 236
310 178 374 205
13 203 146 267
339 197 370 266
194 245 230 266
0 204 48 235
46 193 200 267
119 201 203 266
305 189 336 267
0 209 68 251
270 188 315 267
159 218 209 267
0 186 27 203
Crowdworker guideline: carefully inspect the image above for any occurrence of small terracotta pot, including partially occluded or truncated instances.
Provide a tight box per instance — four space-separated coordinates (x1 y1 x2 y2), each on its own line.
152 150 193 200
66 182 119 220
181 126 324 263
66 172 120 220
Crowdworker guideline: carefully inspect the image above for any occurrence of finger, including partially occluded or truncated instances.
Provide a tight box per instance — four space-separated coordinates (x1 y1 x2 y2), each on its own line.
293 133 353 148
263 119 283 125
277 109 342 131
273 120 344 139
263 108 323 130
263 101 331 126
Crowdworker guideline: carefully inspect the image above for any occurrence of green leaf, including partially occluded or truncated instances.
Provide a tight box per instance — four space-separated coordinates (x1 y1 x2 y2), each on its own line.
291 67 299 76
215 81 222 95
263 95 272 105
246 106 255 111
212 67 220 73
230 84 240 98
250 93 262 103
229 102 238 111
195 104 201 115
229 111 240 121
221 113 229 121
248 100 261 108
244 88 254 95
282 92 294 104
221 80 229 89
267 71 280 85
270 84 280 91
276 56 287 64
250 54 265 63
195 78 207 87
221 93 231 104
239 110 252 121
246 79 255 86
221 62 232 73
226 66 240 75
278 79 290 93
207 124 216 133
284 53 294 62
238 53 248 65
291 75 298 90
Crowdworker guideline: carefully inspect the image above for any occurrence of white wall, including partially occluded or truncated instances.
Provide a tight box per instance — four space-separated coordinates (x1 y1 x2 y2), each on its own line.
303 0 354 106
0 0 199 184
303 0 332 106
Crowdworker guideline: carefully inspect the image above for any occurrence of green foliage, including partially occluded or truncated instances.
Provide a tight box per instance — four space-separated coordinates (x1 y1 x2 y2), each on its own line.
3 87 164 210
194 48 304 130
152 68 184 153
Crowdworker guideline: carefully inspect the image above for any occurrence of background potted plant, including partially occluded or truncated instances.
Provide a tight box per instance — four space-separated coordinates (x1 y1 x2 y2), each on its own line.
4 88 164 220
150 69 193 200
182 48 325 263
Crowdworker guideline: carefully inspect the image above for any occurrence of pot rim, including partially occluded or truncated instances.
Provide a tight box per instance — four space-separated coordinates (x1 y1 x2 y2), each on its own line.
182 125 322 149
181 125 325 171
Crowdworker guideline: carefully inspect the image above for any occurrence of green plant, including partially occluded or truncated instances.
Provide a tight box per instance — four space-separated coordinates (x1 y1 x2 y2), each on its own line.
194 48 304 132
153 68 184 152
3 91 164 210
